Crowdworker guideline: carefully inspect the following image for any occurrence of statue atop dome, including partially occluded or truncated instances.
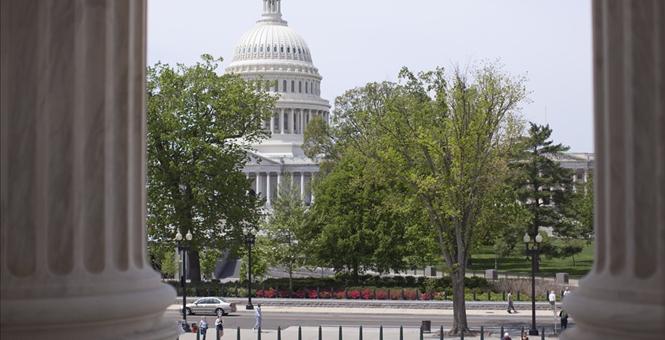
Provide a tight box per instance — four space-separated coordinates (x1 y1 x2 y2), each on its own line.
260 0 286 24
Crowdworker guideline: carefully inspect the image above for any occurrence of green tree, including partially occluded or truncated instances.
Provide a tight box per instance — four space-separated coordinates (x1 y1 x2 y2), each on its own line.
306 151 425 283
200 248 222 281
511 123 575 269
476 183 531 270
158 249 177 279
265 174 309 292
307 65 526 333
239 236 270 284
146 55 276 281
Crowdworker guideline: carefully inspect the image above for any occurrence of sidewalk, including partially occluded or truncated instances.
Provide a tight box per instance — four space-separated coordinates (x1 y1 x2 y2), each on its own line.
178 326 562 340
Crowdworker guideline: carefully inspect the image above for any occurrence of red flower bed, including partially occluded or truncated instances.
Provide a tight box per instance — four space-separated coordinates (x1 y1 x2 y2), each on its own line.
420 292 433 301
319 290 332 299
361 288 373 300
404 289 417 300
335 290 346 299
307 289 319 299
375 289 389 300
348 290 361 299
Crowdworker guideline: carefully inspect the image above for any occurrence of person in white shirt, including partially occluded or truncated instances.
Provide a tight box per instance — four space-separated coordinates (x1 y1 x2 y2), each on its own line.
199 318 209 340
562 287 571 299
253 304 262 331
215 314 224 339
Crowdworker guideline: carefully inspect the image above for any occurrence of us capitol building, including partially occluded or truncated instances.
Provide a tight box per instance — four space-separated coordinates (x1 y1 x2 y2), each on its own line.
226 0 329 207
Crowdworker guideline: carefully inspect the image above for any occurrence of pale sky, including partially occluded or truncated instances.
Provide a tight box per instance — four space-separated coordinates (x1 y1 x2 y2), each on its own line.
148 0 594 152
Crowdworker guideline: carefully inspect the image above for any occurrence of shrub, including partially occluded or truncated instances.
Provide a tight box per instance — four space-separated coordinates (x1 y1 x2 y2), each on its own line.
348 290 361 299
335 290 346 299
404 289 417 300
361 288 373 300
307 289 318 299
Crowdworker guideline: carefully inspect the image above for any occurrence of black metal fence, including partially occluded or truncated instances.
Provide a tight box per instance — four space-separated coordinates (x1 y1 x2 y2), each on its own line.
190 324 562 340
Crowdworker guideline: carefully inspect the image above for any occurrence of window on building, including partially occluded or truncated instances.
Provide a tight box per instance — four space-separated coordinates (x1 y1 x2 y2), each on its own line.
274 46 277 52
259 46 263 52
281 46 284 52
287 47 290 53
291 80 295 92
283 80 287 92
305 82 308 93
284 113 288 131
299 81 302 93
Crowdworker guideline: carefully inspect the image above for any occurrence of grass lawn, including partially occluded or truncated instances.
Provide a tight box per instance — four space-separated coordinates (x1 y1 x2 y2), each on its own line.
467 242 594 278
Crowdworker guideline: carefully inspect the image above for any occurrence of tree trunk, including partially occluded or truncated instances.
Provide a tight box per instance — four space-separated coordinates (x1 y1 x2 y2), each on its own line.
494 256 498 270
187 250 201 283
571 254 576 267
450 268 470 335
288 265 294 294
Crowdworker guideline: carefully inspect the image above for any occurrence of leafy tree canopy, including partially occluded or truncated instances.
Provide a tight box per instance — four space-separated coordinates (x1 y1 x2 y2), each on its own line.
146 54 276 280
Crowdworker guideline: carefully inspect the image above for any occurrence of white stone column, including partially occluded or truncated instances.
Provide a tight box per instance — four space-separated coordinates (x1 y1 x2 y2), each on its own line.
270 113 275 134
562 1 665 339
287 109 293 134
0 1 175 339
277 173 282 198
266 172 272 207
300 172 305 200
279 109 285 134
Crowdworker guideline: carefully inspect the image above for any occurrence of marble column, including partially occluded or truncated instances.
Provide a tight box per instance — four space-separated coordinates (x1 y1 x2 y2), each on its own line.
300 172 305 200
280 109 285 134
0 1 175 339
266 172 272 207
270 113 275 134
277 173 282 198
562 1 665 339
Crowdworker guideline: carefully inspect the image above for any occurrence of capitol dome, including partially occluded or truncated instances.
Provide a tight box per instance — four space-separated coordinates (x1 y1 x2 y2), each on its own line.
228 0 329 208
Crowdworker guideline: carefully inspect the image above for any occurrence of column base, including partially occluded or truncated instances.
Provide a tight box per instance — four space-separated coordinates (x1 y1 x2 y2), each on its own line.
1 279 176 340
561 275 665 340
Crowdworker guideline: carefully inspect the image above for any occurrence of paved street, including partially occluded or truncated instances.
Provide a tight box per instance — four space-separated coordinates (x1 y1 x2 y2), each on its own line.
169 306 569 339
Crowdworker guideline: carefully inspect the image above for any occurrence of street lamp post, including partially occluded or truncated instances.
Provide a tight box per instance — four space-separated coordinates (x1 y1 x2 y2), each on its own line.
175 229 193 321
245 232 256 310
524 232 543 336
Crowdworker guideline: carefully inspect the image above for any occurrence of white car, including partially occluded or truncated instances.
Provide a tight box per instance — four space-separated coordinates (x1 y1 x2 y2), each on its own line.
185 297 236 316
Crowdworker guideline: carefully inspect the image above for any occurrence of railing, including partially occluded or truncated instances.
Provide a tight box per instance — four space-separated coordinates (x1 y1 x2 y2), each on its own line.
188 324 562 340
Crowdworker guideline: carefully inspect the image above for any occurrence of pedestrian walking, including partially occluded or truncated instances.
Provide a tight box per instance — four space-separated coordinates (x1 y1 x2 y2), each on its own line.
548 290 557 312
253 304 262 331
199 318 209 340
520 329 529 339
562 287 571 300
507 291 517 313
215 313 224 339
559 309 569 330
503 332 512 340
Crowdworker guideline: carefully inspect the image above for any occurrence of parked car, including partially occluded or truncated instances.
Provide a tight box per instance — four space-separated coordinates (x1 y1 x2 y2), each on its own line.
185 297 236 316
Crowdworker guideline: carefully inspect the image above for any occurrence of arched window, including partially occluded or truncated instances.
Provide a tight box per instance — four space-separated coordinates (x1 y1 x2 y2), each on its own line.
274 46 277 52
287 47 290 53
281 46 284 53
